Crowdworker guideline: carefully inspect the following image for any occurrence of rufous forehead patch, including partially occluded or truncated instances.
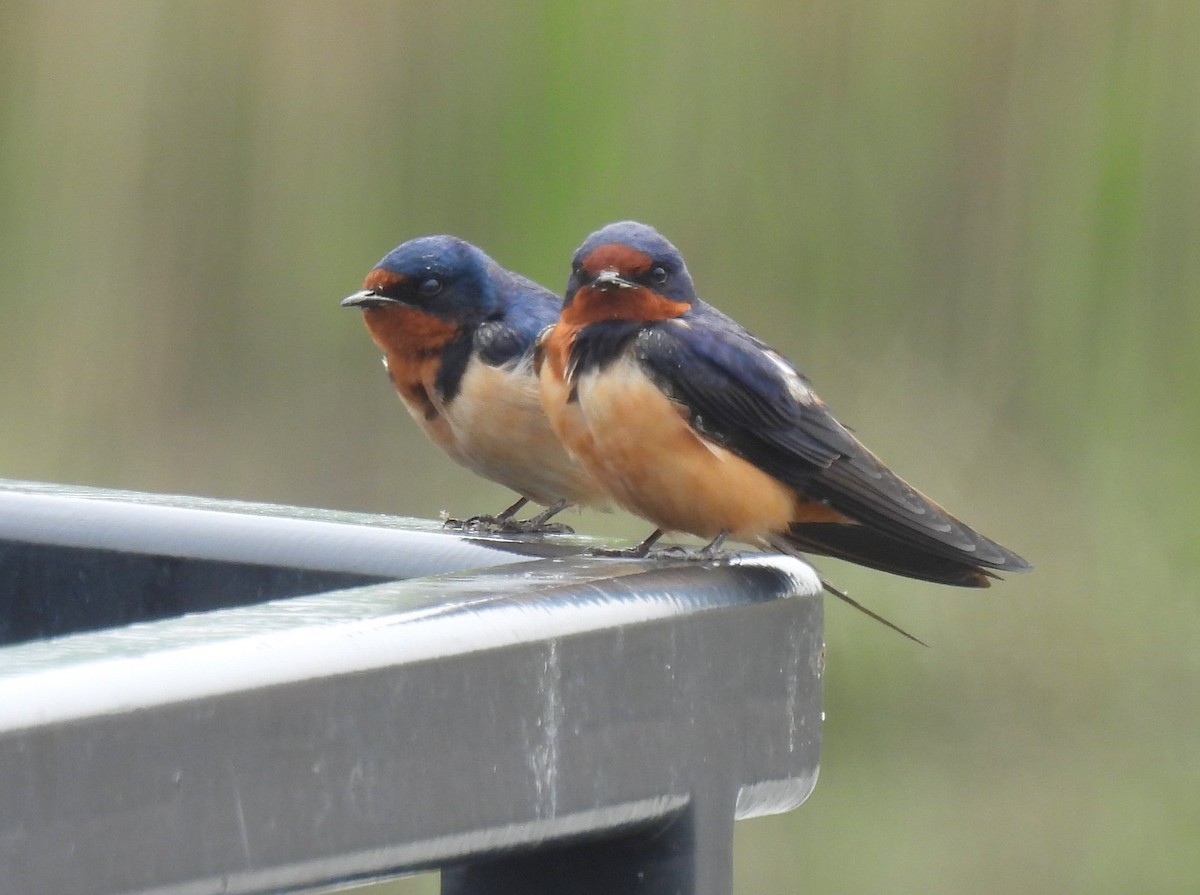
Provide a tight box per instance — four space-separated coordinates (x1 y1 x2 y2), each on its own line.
362 268 409 292
580 244 653 275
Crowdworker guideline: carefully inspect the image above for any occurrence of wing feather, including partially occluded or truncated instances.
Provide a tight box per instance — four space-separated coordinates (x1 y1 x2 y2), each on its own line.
635 306 1030 573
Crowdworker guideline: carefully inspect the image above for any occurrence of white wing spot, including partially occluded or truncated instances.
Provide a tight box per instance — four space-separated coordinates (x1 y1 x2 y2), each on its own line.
766 351 815 405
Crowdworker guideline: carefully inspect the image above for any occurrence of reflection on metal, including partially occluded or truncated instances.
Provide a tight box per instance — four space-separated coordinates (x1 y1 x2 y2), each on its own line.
0 479 823 895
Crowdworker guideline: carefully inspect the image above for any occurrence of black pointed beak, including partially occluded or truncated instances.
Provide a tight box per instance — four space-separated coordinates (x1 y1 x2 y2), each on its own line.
341 290 403 309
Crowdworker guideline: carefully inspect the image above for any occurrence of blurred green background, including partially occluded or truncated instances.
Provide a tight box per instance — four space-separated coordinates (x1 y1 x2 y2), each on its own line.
3 2 1197 892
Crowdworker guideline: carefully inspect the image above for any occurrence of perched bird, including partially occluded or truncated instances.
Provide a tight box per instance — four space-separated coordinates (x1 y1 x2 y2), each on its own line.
537 221 1031 589
342 235 605 530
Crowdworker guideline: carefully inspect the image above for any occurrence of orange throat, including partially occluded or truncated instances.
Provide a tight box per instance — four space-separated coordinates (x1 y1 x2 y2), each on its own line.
538 322 575 383
359 305 459 420
360 305 459 359
561 286 690 328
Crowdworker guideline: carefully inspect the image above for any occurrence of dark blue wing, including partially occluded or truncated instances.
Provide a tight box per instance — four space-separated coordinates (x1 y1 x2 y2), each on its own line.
634 303 856 476
635 303 1030 572
475 271 561 368
438 272 560 402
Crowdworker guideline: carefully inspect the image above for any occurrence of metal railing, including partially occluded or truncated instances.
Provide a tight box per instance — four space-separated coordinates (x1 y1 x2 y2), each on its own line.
0 480 823 895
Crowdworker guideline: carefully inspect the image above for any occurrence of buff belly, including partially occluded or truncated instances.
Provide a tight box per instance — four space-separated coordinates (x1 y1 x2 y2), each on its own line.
571 355 798 539
444 358 605 508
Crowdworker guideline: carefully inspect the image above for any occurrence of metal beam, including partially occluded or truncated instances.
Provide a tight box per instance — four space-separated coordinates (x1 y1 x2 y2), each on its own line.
0 480 823 895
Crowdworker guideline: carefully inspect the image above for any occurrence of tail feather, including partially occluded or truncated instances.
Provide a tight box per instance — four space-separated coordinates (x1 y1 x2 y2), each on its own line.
769 524 996 588
818 576 929 647
800 450 1032 575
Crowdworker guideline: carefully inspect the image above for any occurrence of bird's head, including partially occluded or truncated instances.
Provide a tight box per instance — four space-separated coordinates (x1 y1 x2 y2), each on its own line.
562 221 696 325
341 235 501 325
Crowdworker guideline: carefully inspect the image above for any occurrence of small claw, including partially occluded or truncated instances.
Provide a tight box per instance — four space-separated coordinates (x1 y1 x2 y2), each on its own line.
643 532 731 562
669 546 734 562
585 529 665 559
585 544 649 558
496 517 575 535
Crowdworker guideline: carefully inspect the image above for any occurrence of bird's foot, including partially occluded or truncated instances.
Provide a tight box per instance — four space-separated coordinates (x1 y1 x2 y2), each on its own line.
586 544 650 558
646 543 735 562
442 512 490 531
585 529 666 559
504 499 574 534
639 532 733 562
441 498 574 535
585 543 734 561
497 517 576 535
443 513 572 534
442 496 530 531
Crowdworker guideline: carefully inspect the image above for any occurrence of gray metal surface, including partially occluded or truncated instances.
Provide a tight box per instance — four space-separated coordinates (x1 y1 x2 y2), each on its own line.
0 479 579 644
0 480 824 895
0 479 573 579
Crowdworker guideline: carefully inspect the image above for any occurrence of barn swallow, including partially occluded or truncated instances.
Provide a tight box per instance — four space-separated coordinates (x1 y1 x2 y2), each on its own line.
342 235 606 531
537 221 1031 589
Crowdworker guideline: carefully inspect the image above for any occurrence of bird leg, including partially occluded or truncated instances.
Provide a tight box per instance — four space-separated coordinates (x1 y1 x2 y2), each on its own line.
694 530 729 559
496 499 576 534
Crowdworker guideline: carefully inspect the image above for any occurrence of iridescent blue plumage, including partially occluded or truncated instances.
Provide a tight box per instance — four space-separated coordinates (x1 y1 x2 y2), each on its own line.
369 236 561 400
343 235 606 528
540 220 1031 586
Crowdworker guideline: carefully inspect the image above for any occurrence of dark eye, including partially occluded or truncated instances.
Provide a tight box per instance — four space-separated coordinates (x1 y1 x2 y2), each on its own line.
648 266 668 286
418 277 442 298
